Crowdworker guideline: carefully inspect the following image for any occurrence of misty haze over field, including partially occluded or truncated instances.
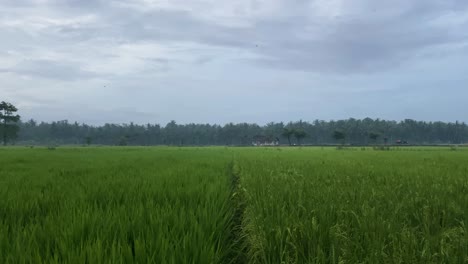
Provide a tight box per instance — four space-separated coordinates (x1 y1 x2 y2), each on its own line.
1 0 468 124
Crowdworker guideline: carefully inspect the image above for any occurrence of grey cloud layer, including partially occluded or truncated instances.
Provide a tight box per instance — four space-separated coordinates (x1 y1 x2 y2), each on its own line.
3 0 468 76
1 0 468 124
0 59 98 80
105 1 468 73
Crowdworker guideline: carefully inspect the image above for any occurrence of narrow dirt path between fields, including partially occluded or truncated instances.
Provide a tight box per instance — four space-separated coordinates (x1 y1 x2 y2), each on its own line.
221 161 249 264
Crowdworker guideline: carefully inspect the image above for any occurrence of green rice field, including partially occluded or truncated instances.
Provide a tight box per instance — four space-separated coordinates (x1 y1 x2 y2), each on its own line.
0 147 467 263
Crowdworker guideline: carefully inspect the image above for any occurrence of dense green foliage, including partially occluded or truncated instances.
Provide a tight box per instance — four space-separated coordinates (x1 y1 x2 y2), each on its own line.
1 147 467 263
17 118 468 146
0 101 21 146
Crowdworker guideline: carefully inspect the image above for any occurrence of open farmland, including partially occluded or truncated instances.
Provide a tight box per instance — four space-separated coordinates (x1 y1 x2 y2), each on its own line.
0 148 236 263
0 147 467 263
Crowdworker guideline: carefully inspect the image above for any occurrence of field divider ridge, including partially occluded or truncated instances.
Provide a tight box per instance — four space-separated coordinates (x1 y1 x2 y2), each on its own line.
221 161 249 264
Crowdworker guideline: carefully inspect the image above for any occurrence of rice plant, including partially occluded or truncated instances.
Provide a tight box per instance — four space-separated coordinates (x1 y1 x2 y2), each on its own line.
0 147 235 263
0 147 467 263
237 147 468 263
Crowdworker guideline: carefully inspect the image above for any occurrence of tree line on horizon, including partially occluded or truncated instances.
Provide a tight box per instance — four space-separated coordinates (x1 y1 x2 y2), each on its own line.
14 118 468 146
2 101 467 146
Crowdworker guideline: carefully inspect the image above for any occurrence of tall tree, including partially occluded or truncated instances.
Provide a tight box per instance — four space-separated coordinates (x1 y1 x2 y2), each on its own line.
85 136 92 146
369 132 380 145
0 101 21 146
282 128 295 146
294 129 307 145
333 130 346 145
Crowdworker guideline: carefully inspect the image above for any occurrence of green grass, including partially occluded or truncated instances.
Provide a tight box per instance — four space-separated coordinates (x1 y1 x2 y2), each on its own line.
0 147 235 263
237 147 468 263
0 146 467 263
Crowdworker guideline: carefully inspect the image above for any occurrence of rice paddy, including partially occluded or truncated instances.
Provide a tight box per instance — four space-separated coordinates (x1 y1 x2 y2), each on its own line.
0 147 467 263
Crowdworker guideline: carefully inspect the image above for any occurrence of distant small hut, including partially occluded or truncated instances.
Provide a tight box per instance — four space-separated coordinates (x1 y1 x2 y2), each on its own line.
252 135 279 146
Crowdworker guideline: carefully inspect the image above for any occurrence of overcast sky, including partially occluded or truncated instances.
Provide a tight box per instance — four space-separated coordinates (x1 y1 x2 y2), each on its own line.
1 0 468 125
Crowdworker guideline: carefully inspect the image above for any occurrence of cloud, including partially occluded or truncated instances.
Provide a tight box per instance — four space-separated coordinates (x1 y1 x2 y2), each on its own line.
107 0 468 73
19 104 161 125
3 0 468 74
1 0 468 123
0 59 99 81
